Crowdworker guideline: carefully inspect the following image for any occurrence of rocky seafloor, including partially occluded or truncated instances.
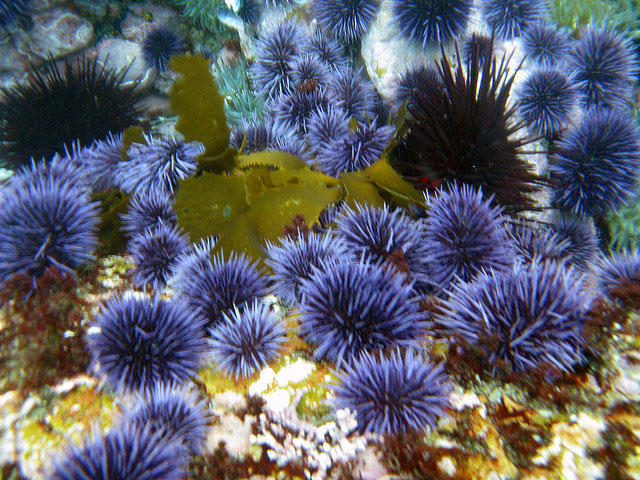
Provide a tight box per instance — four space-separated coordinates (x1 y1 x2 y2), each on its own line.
2 0 640 479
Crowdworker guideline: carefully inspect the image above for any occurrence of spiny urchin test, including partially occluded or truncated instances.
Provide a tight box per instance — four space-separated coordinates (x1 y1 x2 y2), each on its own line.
87 294 206 393
331 349 451 435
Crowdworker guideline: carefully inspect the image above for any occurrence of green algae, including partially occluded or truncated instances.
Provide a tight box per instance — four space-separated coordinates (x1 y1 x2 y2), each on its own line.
92 189 130 257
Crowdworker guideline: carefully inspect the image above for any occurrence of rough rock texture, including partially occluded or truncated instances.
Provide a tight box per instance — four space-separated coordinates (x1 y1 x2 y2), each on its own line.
28 8 93 59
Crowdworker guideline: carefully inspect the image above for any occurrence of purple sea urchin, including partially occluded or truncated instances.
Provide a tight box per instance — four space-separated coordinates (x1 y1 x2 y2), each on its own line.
331 349 451 435
596 250 640 299
326 67 377 121
304 29 348 71
569 25 638 111
480 0 547 39
0 55 142 171
250 19 307 100
171 250 268 331
141 26 186 72
50 423 184 480
548 214 598 270
291 53 330 88
127 222 190 290
0 0 30 30
508 220 569 264
437 260 592 375
314 0 380 45
315 120 394 176
391 0 473 49
122 383 212 457
265 231 353 305
517 67 578 137
424 183 513 290
0 169 99 284
550 108 640 218
87 294 206 393
117 134 202 196
298 257 428 367
82 132 124 192
120 191 177 239
269 88 330 136
306 106 350 153
393 62 442 111
209 300 287 379
521 22 571 66
334 203 431 288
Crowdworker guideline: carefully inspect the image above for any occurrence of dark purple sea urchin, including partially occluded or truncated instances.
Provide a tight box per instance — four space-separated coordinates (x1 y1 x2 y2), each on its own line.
298 258 428 367
171 250 268 331
122 383 212 457
87 294 206 393
0 55 142 171
127 222 190 290
393 41 542 213
550 108 640 219
314 0 380 45
141 26 186 72
331 349 451 435
266 231 353 305
424 183 513 291
209 300 287 379
391 0 473 49
0 165 100 285
437 260 592 376
50 423 184 480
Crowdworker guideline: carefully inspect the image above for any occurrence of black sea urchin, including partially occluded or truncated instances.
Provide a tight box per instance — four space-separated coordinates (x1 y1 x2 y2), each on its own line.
0 55 143 171
393 41 542 213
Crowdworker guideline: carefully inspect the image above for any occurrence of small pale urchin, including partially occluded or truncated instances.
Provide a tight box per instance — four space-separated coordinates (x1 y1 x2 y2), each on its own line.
298 257 428 367
265 230 354 305
596 249 640 299
87 294 206 393
331 349 451 435
50 422 184 480
437 260 592 376
424 183 513 291
209 300 287 379
121 383 212 457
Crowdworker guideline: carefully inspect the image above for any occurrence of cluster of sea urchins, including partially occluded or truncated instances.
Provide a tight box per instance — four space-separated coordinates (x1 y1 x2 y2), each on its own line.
3 0 640 471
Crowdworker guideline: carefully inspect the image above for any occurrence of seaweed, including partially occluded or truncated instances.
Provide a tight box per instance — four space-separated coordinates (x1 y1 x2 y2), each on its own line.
0 267 91 392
